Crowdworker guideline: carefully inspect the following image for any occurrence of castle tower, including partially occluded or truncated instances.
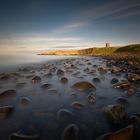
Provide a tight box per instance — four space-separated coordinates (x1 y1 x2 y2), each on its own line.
106 43 110 48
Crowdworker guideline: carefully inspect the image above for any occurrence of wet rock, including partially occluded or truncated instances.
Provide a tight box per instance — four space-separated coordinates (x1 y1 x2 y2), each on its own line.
93 77 101 83
103 104 128 124
96 125 135 140
116 97 129 106
0 105 14 119
16 82 26 88
0 90 16 99
128 115 140 126
62 124 80 140
20 97 31 105
10 133 39 140
41 83 52 89
0 73 10 80
98 67 108 74
61 77 68 83
48 89 58 94
57 69 65 76
83 68 90 72
71 101 85 110
112 81 131 90
72 81 96 91
44 72 52 77
57 109 73 121
128 73 140 81
31 76 41 84
87 92 96 103
111 66 122 74
111 78 119 84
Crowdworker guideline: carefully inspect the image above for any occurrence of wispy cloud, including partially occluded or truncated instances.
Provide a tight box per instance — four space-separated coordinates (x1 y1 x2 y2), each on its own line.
52 21 88 33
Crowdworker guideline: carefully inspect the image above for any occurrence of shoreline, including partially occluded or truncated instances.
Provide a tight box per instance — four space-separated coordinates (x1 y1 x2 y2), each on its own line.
0 55 140 139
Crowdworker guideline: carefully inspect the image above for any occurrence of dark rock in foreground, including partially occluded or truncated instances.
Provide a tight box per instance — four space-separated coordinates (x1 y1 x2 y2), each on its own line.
0 90 16 99
103 104 128 124
0 105 14 119
96 125 135 140
62 124 80 140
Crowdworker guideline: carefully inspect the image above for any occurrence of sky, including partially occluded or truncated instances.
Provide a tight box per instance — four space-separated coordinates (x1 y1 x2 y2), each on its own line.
0 0 140 52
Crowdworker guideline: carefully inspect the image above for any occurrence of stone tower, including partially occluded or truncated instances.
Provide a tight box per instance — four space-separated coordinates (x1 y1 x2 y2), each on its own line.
106 43 110 48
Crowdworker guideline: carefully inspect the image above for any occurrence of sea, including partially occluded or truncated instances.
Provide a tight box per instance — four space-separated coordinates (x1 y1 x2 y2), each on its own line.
0 52 77 72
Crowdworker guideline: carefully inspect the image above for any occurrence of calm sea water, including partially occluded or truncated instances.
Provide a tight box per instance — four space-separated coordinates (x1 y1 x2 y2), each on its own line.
0 53 78 72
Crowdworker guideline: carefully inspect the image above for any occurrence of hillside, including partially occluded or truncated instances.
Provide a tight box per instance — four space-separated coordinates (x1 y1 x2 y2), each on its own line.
40 44 140 56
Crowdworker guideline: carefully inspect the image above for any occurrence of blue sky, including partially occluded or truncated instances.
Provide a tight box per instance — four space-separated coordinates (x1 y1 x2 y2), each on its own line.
0 0 140 52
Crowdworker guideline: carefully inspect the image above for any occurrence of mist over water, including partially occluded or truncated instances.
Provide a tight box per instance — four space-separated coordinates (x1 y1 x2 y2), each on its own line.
0 52 78 72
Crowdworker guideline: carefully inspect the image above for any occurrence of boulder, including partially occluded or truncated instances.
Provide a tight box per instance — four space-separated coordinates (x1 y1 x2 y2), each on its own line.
31 76 41 84
57 69 65 76
116 97 129 106
71 101 85 110
72 81 96 91
111 66 122 74
57 109 73 121
111 78 119 84
128 73 140 81
98 67 108 74
96 125 135 140
61 77 68 83
87 92 96 103
0 105 14 119
103 104 128 124
62 124 80 140
0 90 16 99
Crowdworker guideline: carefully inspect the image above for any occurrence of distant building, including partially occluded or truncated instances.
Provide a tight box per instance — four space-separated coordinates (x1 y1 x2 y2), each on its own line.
106 43 110 48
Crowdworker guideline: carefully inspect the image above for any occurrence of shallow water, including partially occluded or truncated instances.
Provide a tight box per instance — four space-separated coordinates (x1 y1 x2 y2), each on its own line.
0 56 140 140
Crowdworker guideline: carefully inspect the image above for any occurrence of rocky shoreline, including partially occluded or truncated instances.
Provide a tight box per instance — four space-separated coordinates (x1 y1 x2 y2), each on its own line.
0 56 140 140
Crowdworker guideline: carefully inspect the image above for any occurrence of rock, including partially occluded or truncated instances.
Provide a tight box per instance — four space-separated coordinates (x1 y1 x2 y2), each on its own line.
57 109 73 121
62 124 80 140
57 69 65 76
103 104 128 124
44 72 52 77
111 78 119 84
20 97 31 105
128 115 140 126
31 76 41 84
87 92 96 103
128 73 140 81
96 125 135 140
116 97 129 106
71 101 85 110
72 81 96 91
0 73 11 80
16 82 26 87
61 77 68 83
48 89 58 94
0 106 14 119
98 67 108 74
112 81 131 90
93 77 101 83
111 66 122 74
10 133 39 140
0 90 16 99
41 83 52 89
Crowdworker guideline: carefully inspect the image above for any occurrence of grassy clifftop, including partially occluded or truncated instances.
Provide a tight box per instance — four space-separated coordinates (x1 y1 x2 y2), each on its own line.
78 44 140 55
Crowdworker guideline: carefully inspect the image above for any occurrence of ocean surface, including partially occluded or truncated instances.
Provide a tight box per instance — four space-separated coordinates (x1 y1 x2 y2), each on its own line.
0 53 77 72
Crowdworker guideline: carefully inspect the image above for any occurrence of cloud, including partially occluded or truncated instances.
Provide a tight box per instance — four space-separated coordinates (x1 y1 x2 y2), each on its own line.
52 21 88 33
76 0 140 23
